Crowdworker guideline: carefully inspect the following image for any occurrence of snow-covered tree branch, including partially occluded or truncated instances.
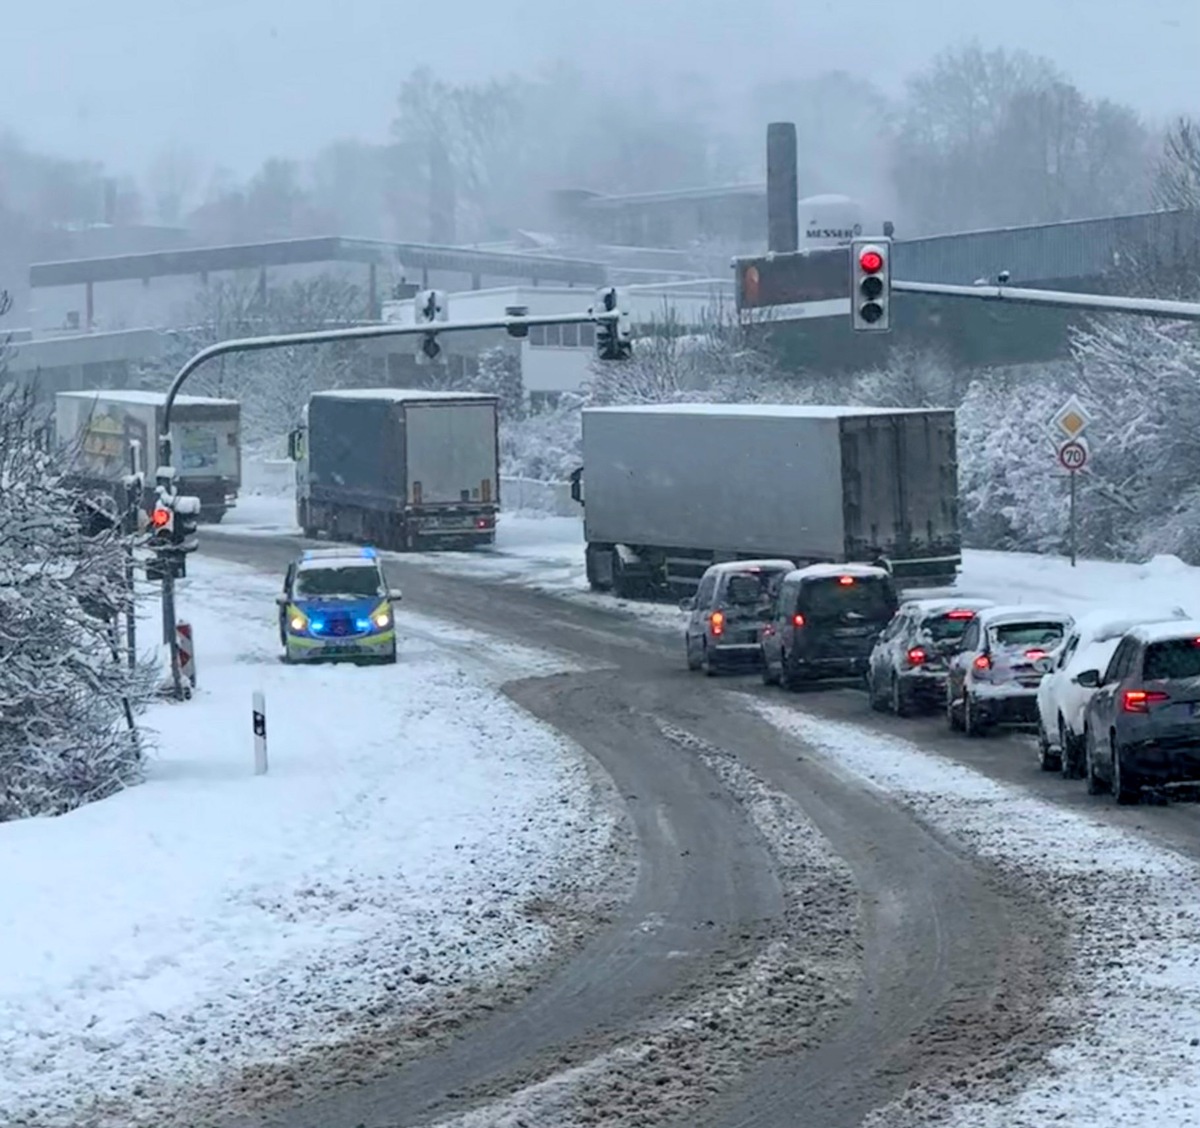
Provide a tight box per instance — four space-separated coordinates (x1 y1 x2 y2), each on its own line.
0 293 154 820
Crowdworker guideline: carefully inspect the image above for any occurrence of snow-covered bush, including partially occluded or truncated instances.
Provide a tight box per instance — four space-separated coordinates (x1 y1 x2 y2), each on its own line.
500 393 584 482
0 341 152 821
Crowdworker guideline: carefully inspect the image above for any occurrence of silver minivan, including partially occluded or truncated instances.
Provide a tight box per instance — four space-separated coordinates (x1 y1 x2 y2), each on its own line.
683 559 795 675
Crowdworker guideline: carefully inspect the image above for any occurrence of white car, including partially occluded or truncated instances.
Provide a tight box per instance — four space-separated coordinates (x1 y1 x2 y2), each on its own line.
1035 606 1190 776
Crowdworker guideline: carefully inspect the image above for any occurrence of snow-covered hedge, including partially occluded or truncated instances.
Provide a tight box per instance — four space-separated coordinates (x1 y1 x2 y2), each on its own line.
0 384 154 822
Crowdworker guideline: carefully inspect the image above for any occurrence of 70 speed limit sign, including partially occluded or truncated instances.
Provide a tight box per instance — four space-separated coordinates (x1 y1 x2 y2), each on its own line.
1057 439 1088 471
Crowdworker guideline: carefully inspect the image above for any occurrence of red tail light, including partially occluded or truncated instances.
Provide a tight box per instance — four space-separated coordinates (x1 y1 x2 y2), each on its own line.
710 611 724 637
973 654 991 671
1122 689 1170 713
792 613 805 627
1025 648 1047 661
475 516 494 529
838 576 855 585
946 610 976 620
907 646 927 667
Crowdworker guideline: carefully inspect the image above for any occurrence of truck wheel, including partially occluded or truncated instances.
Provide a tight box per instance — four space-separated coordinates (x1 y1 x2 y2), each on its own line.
585 544 614 591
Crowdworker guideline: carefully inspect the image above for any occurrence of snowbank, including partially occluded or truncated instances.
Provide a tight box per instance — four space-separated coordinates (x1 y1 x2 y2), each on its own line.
0 556 621 1128
756 704 1200 1128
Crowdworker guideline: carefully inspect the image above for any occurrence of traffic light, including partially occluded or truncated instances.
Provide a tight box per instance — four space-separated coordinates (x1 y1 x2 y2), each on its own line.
148 504 174 543
850 237 891 332
173 495 201 552
415 289 447 362
592 286 632 361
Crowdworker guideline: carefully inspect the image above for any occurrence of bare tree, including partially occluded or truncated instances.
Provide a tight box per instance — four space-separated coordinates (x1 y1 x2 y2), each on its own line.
1154 117 1200 210
146 143 201 226
150 273 372 450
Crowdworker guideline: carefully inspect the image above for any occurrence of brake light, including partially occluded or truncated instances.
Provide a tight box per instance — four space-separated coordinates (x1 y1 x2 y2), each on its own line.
973 654 991 670
946 610 976 620
838 576 855 585
475 516 494 529
1122 689 1170 713
907 646 927 667
710 611 724 637
792 613 805 627
1025 648 1047 661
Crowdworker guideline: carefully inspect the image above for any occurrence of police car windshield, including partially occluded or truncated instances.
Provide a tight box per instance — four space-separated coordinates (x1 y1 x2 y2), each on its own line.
296 565 381 598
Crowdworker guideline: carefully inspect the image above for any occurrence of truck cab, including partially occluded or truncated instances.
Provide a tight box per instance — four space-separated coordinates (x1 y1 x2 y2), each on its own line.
287 406 314 535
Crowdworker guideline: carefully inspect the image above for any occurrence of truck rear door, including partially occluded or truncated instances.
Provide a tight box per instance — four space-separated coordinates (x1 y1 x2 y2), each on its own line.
405 402 498 507
839 412 959 565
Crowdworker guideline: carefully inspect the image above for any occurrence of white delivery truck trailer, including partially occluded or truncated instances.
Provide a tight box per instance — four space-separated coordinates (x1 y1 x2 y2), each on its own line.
570 403 961 599
55 390 241 522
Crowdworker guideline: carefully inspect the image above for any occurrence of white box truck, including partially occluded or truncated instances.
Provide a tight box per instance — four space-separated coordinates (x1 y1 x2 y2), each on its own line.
570 403 961 598
288 389 500 550
55 390 241 522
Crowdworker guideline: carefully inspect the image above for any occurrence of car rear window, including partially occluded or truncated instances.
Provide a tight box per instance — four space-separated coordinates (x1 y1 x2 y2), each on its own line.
800 577 895 621
725 571 782 605
296 565 381 598
922 612 976 642
1143 638 1200 680
992 621 1066 647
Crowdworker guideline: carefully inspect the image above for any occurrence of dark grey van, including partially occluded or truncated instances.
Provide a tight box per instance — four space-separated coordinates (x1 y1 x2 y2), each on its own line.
683 559 795 675
761 563 899 688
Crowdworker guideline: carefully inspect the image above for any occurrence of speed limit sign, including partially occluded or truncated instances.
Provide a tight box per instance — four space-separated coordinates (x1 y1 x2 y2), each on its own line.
1057 439 1088 471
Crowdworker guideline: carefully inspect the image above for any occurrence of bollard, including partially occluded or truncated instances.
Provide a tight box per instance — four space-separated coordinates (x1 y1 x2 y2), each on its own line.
176 620 197 688
252 690 268 775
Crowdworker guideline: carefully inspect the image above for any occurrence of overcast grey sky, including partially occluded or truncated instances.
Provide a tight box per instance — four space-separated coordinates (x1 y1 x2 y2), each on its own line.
7 0 1198 180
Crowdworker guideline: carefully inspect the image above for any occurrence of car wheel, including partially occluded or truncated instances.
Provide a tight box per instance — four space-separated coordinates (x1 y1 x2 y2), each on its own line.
1111 734 1139 805
868 668 887 711
963 691 987 737
686 635 702 672
891 675 913 718
946 686 964 731
1036 718 1060 771
1084 728 1106 795
761 648 780 685
1059 717 1079 779
702 641 719 677
780 650 802 691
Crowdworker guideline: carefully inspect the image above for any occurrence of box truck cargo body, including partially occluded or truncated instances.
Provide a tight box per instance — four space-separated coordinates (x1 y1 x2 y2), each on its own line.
290 389 500 551
570 404 960 598
54 390 241 521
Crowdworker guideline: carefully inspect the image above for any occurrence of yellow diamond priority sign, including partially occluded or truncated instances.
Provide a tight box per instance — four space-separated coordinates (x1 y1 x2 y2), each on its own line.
1050 395 1091 440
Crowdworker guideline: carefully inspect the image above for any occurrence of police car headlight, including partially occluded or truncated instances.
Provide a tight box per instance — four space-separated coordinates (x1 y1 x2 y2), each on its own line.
289 613 307 631
372 610 391 629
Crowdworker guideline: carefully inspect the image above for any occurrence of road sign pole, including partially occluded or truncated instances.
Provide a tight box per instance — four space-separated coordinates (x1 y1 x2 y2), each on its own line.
1069 469 1078 568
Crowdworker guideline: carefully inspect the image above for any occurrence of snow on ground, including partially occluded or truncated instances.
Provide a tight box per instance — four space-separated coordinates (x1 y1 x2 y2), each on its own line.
0 556 622 1128
755 702 1200 1128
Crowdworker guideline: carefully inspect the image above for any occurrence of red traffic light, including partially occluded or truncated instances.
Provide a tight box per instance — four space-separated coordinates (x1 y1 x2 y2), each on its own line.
150 507 172 528
858 248 884 273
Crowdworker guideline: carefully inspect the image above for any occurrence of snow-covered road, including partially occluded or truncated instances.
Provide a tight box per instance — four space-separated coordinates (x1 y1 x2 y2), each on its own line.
758 705 1200 1127
0 556 625 1128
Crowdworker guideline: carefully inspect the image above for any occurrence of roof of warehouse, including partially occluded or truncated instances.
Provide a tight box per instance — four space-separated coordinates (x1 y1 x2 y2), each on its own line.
29 236 608 289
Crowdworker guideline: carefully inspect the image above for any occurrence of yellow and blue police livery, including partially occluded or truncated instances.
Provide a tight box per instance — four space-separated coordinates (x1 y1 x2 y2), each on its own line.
277 547 399 665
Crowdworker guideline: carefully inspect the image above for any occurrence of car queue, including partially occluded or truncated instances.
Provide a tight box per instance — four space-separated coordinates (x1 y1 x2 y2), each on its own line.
684 557 1200 805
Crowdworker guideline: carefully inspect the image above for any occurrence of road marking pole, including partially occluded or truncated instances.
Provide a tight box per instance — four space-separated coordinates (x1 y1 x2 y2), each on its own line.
253 691 268 775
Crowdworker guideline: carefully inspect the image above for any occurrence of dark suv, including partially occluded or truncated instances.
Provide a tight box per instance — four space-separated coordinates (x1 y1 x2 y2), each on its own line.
761 563 898 688
1077 619 1200 803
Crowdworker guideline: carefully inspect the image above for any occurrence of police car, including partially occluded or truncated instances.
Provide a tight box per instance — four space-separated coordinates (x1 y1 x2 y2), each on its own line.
276 547 400 664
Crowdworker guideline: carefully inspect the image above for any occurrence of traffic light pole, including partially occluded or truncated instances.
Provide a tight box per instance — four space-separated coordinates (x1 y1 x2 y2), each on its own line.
152 306 623 701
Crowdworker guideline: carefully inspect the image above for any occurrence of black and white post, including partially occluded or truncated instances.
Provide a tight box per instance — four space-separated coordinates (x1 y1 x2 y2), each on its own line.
252 690 268 775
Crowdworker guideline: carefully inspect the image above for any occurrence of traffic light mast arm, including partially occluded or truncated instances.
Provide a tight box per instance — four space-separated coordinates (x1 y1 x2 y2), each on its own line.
891 279 1200 322
157 310 621 470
